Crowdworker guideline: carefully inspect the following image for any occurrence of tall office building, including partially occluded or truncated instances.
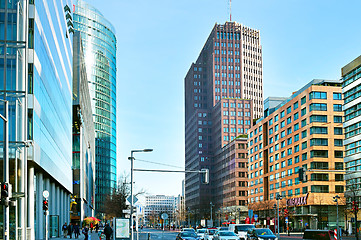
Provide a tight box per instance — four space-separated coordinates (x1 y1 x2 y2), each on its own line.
73 0 117 212
0 0 73 239
248 79 345 230
184 22 263 219
144 195 176 226
342 56 361 213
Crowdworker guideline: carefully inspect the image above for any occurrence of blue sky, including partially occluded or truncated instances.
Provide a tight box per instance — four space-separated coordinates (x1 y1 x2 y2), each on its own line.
83 0 361 199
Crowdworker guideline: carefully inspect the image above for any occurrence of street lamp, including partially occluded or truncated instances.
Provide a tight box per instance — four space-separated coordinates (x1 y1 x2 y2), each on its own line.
276 193 282 239
210 202 214 227
129 149 153 240
333 195 340 240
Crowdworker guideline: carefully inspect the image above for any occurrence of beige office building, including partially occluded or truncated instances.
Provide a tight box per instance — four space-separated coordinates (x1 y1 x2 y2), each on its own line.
248 79 345 231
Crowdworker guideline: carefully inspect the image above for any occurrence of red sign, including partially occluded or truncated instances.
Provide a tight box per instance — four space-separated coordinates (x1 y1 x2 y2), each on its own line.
245 217 250 224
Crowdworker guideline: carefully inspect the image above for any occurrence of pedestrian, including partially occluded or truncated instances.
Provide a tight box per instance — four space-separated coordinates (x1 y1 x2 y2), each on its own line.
73 223 80 239
104 224 113 240
82 225 89 240
95 223 99 233
90 222 93 233
62 222 68 238
68 223 73 239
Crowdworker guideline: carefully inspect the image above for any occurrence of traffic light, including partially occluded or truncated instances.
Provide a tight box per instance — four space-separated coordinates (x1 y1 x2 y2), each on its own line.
298 167 306 182
1 182 9 199
43 199 48 211
201 169 209 184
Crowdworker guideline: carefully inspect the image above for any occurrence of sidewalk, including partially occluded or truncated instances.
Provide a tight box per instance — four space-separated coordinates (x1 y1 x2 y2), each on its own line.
51 231 100 240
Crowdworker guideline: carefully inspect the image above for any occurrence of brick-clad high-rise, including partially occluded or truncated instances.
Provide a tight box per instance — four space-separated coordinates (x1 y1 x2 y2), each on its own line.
184 22 263 222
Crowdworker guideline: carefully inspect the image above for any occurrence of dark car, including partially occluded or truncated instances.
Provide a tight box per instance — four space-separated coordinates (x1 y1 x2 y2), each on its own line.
247 228 277 240
303 229 335 240
176 231 200 240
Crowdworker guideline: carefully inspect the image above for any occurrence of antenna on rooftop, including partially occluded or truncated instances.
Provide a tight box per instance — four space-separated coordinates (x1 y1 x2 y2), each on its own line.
229 0 232 22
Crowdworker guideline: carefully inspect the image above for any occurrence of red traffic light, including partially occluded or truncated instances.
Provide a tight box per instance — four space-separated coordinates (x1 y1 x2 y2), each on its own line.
43 199 49 211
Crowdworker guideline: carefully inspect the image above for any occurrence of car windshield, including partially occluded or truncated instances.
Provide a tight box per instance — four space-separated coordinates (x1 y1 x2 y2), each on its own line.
183 228 195 232
208 229 216 235
197 229 206 233
181 232 197 237
219 231 237 236
256 229 273 235
235 225 255 231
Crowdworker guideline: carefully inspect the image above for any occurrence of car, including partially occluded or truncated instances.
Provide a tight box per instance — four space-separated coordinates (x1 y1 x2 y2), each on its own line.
213 230 239 240
247 228 277 240
302 229 335 240
229 224 256 240
204 228 218 240
182 228 196 233
176 231 200 240
197 229 207 239
217 227 229 231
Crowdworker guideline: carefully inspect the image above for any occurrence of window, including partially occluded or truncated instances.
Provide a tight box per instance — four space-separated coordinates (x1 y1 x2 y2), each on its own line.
302 153 307 161
310 126 328 134
269 119 273 125
301 119 307 127
335 174 343 181
281 131 285 138
294 145 299 152
309 91 327 99
302 186 308 194
275 115 279 122
333 93 342 100
311 173 329 181
334 116 342 123
275 134 279 141
310 138 328 146
281 121 285 128
294 123 299 131
334 127 343 135
281 161 286 168
302 141 307 150
311 185 329 193
335 185 344 193
295 188 300 195
294 101 299 110
310 115 327 123
311 162 328 169
281 151 285 158
287 137 292 145
281 111 285 118
287 148 292 155
281 141 285 148
310 150 328 158
269 128 273 135
310 103 327 111
301 130 307 138
287 117 292 124
294 112 299 121
294 134 299 142
301 108 307 116
334 139 343 146
335 162 344 170
335 151 343 158
301 96 306 105
275 124 279 131
288 158 293 166
295 156 300 163
287 106 292 114
333 104 342 112
287 128 292 135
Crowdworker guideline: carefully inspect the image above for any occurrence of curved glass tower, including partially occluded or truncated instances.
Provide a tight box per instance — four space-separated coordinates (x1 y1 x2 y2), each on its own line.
73 0 117 212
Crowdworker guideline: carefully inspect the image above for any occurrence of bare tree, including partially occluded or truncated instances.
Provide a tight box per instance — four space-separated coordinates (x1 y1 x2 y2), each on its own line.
345 180 360 240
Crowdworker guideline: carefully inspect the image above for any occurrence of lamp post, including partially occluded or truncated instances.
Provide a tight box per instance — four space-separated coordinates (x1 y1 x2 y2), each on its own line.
129 149 153 240
210 202 214 227
276 193 282 239
333 195 340 240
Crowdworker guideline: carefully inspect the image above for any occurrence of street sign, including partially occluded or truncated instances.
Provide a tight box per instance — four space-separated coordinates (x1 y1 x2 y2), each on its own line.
248 209 253 218
126 196 138 205
122 209 131 214
285 217 288 223
254 214 258 221
43 190 49 199
161 213 168 220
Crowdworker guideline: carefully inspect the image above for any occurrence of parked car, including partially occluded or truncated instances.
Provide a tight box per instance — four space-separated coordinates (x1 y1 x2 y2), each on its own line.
229 224 255 240
303 229 335 240
176 231 200 240
197 229 207 239
247 228 277 240
217 227 229 231
182 228 196 233
204 228 218 240
213 230 239 240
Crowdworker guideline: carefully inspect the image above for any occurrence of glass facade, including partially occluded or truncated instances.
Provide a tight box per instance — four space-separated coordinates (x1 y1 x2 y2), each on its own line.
0 0 73 239
73 0 117 212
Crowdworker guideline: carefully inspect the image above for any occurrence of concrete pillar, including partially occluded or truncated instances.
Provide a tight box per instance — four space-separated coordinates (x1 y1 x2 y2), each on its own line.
28 166 35 240
50 182 56 215
36 173 44 240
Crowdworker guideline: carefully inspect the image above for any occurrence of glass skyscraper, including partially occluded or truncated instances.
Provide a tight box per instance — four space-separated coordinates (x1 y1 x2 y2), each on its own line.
0 0 73 239
73 0 117 212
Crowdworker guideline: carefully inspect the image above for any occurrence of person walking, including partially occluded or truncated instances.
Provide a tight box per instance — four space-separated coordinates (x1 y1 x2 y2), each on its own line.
62 222 68 238
73 223 80 239
104 224 113 240
82 225 89 240
67 223 73 239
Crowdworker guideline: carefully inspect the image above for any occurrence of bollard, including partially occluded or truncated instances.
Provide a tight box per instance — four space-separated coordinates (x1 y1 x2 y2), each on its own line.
147 232 150 240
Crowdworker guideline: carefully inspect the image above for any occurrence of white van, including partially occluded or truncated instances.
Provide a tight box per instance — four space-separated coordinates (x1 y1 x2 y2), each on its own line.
228 224 255 240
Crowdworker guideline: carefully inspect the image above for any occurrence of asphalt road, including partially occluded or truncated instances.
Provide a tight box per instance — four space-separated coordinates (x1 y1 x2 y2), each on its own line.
134 228 178 240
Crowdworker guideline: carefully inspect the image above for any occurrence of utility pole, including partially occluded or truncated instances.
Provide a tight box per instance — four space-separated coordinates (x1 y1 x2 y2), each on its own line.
333 195 340 240
276 193 282 239
210 202 214 227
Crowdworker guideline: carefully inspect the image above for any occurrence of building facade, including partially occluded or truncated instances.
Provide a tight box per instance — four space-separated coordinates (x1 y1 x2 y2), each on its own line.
71 32 96 222
185 21 262 218
342 55 361 229
145 195 177 226
248 79 345 231
73 0 117 213
0 0 73 239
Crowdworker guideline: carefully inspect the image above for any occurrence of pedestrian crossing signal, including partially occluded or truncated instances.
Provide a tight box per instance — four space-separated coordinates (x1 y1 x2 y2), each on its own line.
201 169 209 184
43 199 48 211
